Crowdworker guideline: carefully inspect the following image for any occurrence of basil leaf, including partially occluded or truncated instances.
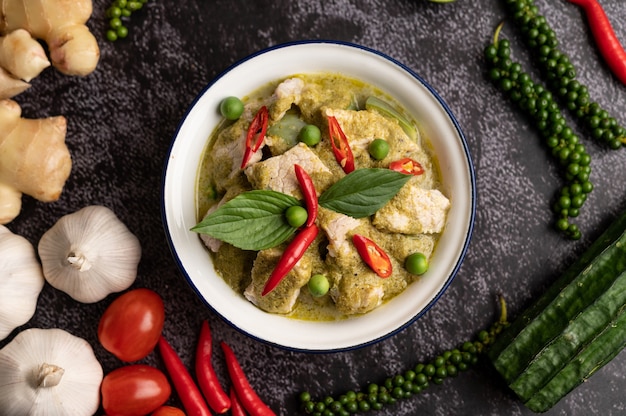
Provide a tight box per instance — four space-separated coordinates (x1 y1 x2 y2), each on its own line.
191 190 300 250
319 168 411 218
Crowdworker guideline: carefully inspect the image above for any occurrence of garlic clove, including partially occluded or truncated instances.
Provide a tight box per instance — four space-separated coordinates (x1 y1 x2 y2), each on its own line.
38 205 142 303
0 225 45 341
0 328 103 416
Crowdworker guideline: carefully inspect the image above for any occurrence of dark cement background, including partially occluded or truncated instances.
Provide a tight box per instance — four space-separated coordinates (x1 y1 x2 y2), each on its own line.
3 0 626 415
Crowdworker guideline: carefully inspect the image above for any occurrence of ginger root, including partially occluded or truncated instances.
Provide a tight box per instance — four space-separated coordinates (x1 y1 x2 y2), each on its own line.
0 67 29 99
0 99 72 224
0 0 100 76
0 28 50 98
0 29 50 82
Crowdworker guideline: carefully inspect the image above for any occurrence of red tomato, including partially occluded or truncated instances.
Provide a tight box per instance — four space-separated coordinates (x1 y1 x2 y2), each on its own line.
101 364 171 416
151 406 185 416
98 288 165 362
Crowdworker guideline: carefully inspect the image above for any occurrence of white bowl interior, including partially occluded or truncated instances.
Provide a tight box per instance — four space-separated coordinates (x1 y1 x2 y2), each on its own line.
162 41 475 352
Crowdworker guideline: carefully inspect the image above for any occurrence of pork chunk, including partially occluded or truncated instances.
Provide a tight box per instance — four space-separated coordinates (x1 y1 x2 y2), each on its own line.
244 142 331 197
373 181 450 234
318 208 363 258
209 107 265 190
331 273 385 315
269 77 305 121
244 246 313 314
323 108 436 187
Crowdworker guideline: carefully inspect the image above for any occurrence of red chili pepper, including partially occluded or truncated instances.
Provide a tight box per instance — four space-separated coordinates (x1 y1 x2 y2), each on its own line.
352 234 392 278
157 335 212 416
389 157 424 176
262 224 319 296
567 0 626 86
294 164 318 227
195 320 231 414
327 115 355 173
230 387 247 416
220 341 276 416
241 106 269 169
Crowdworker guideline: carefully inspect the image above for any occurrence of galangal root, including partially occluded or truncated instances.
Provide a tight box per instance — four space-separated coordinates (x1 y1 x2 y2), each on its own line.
0 99 72 224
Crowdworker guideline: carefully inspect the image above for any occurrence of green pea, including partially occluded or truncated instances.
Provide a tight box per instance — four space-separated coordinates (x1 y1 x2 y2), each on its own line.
219 96 244 120
405 252 429 275
299 124 321 146
368 138 390 160
285 205 307 228
308 274 330 297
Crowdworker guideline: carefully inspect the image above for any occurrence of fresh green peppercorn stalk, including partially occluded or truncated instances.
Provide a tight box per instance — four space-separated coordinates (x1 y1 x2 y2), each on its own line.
106 0 149 42
485 23 592 240
299 297 509 415
501 0 626 149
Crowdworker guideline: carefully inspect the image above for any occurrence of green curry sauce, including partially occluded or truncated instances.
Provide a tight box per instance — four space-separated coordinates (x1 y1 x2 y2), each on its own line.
195 73 447 321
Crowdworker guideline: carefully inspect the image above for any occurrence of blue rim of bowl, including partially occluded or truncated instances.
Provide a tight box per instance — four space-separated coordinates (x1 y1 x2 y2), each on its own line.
161 39 476 353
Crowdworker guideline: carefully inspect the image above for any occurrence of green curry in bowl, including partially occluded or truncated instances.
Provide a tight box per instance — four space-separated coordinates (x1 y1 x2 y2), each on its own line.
193 72 449 320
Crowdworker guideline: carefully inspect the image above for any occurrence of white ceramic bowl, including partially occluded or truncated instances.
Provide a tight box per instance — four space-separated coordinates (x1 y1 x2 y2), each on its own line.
162 40 475 352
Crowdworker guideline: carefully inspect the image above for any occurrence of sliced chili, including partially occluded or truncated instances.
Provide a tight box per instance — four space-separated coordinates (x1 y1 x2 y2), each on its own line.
195 320 231 414
352 234 392 278
567 0 626 86
262 224 319 296
157 335 212 416
220 341 276 416
294 164 318 227
327 115 355 173
241 106 269 169
389 157 424 176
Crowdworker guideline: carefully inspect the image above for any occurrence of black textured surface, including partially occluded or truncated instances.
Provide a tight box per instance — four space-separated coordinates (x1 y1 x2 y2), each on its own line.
4 0 626 415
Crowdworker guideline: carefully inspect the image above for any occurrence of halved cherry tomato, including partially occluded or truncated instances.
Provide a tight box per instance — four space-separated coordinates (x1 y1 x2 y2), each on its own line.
389 157 424 176
352 234 392 278
151 405 186 416
101 364 171 416
98 288 165 362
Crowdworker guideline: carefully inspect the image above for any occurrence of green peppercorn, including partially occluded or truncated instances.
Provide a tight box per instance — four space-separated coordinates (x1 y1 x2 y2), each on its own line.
299 298 509 414
502 0 626 149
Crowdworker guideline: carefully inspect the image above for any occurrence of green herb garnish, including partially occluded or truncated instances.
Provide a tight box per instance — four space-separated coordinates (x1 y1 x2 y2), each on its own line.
191 190 300 250
319 168 411 218
193 168 410 251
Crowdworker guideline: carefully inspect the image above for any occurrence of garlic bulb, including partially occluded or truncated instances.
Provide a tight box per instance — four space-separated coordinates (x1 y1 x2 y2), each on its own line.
38 205 142 303
0 327 103 416
0 225 45 341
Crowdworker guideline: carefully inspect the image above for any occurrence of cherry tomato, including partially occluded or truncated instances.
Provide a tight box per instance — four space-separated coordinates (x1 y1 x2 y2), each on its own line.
151 405 186 416
101 364 171 416
98 288 165 362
